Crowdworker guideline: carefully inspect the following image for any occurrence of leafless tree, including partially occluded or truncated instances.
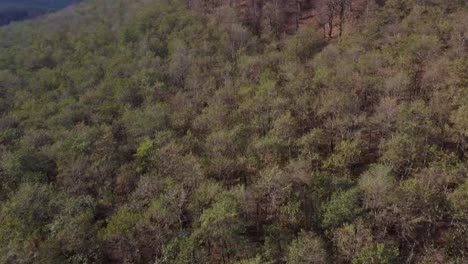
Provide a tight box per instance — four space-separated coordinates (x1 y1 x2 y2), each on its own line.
317 0 351 38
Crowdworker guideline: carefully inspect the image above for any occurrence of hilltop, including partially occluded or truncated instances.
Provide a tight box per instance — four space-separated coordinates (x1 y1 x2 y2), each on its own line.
0 0 80 25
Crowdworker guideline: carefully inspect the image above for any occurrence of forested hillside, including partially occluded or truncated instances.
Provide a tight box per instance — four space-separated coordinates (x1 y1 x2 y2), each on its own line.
0 0 467 263
0 0 80 25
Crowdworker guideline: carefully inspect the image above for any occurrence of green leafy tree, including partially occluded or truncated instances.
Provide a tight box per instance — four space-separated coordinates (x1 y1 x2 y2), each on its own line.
352 243 399 264
322 188 362 229
332 221 374 262
0 183 97 263
381 101 438 177
286 231 327 264
192 189 248 263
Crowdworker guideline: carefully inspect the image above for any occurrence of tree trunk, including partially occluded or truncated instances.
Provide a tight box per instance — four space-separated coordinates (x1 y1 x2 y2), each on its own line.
339 1 345 37
296 1 301 31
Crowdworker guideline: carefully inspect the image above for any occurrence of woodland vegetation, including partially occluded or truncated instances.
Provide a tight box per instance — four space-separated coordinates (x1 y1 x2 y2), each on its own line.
0 0 467 263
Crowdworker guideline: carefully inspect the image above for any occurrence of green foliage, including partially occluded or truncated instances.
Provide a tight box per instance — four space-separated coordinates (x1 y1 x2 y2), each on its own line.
0 183 97 263
381 101 438 175
189 180 223 218
359 164 395 210
298 128 327 160
322 188 362 229
352 243 399 264
263 224 295 262
192 189 248 262
136 137 154 159
2 146 57 184
236 256 262 264
333 221 373 262
99 207 140 240
285 27 325 62
324 139 361 176
449 181 468 219
158 233 195 264
286 231 327 264
0 0 466 263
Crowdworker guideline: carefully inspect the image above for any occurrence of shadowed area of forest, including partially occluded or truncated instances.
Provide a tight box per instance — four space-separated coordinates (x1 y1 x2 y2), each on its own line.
0 0 80 25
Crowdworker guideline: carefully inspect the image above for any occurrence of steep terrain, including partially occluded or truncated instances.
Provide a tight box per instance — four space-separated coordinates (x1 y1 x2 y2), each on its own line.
0 0 467 263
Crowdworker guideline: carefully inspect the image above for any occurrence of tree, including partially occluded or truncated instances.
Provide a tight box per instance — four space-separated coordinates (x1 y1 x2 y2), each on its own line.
381 101 438 177
323 139 362 177
263 223 295 262
192 189 248 263
450 102 468 159
251 166 300 228
285 26 325 62
358 164 395 211
262 0 287 38
168 40 192 88
388 178 450 256
318 0 351 38
298 128 328 167
332 221 374 262
337 0 352 37
286 230 327 264
352 243 399 264
2 146 57 184
445 181 468 259
0 183 98 263
322 188 362 229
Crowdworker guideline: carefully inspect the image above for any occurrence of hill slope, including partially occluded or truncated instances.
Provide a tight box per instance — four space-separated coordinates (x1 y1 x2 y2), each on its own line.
0 0 467 263
0 0 80 25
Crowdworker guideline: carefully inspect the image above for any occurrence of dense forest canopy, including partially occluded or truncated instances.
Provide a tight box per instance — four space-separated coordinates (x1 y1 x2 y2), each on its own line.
0 0 467 263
